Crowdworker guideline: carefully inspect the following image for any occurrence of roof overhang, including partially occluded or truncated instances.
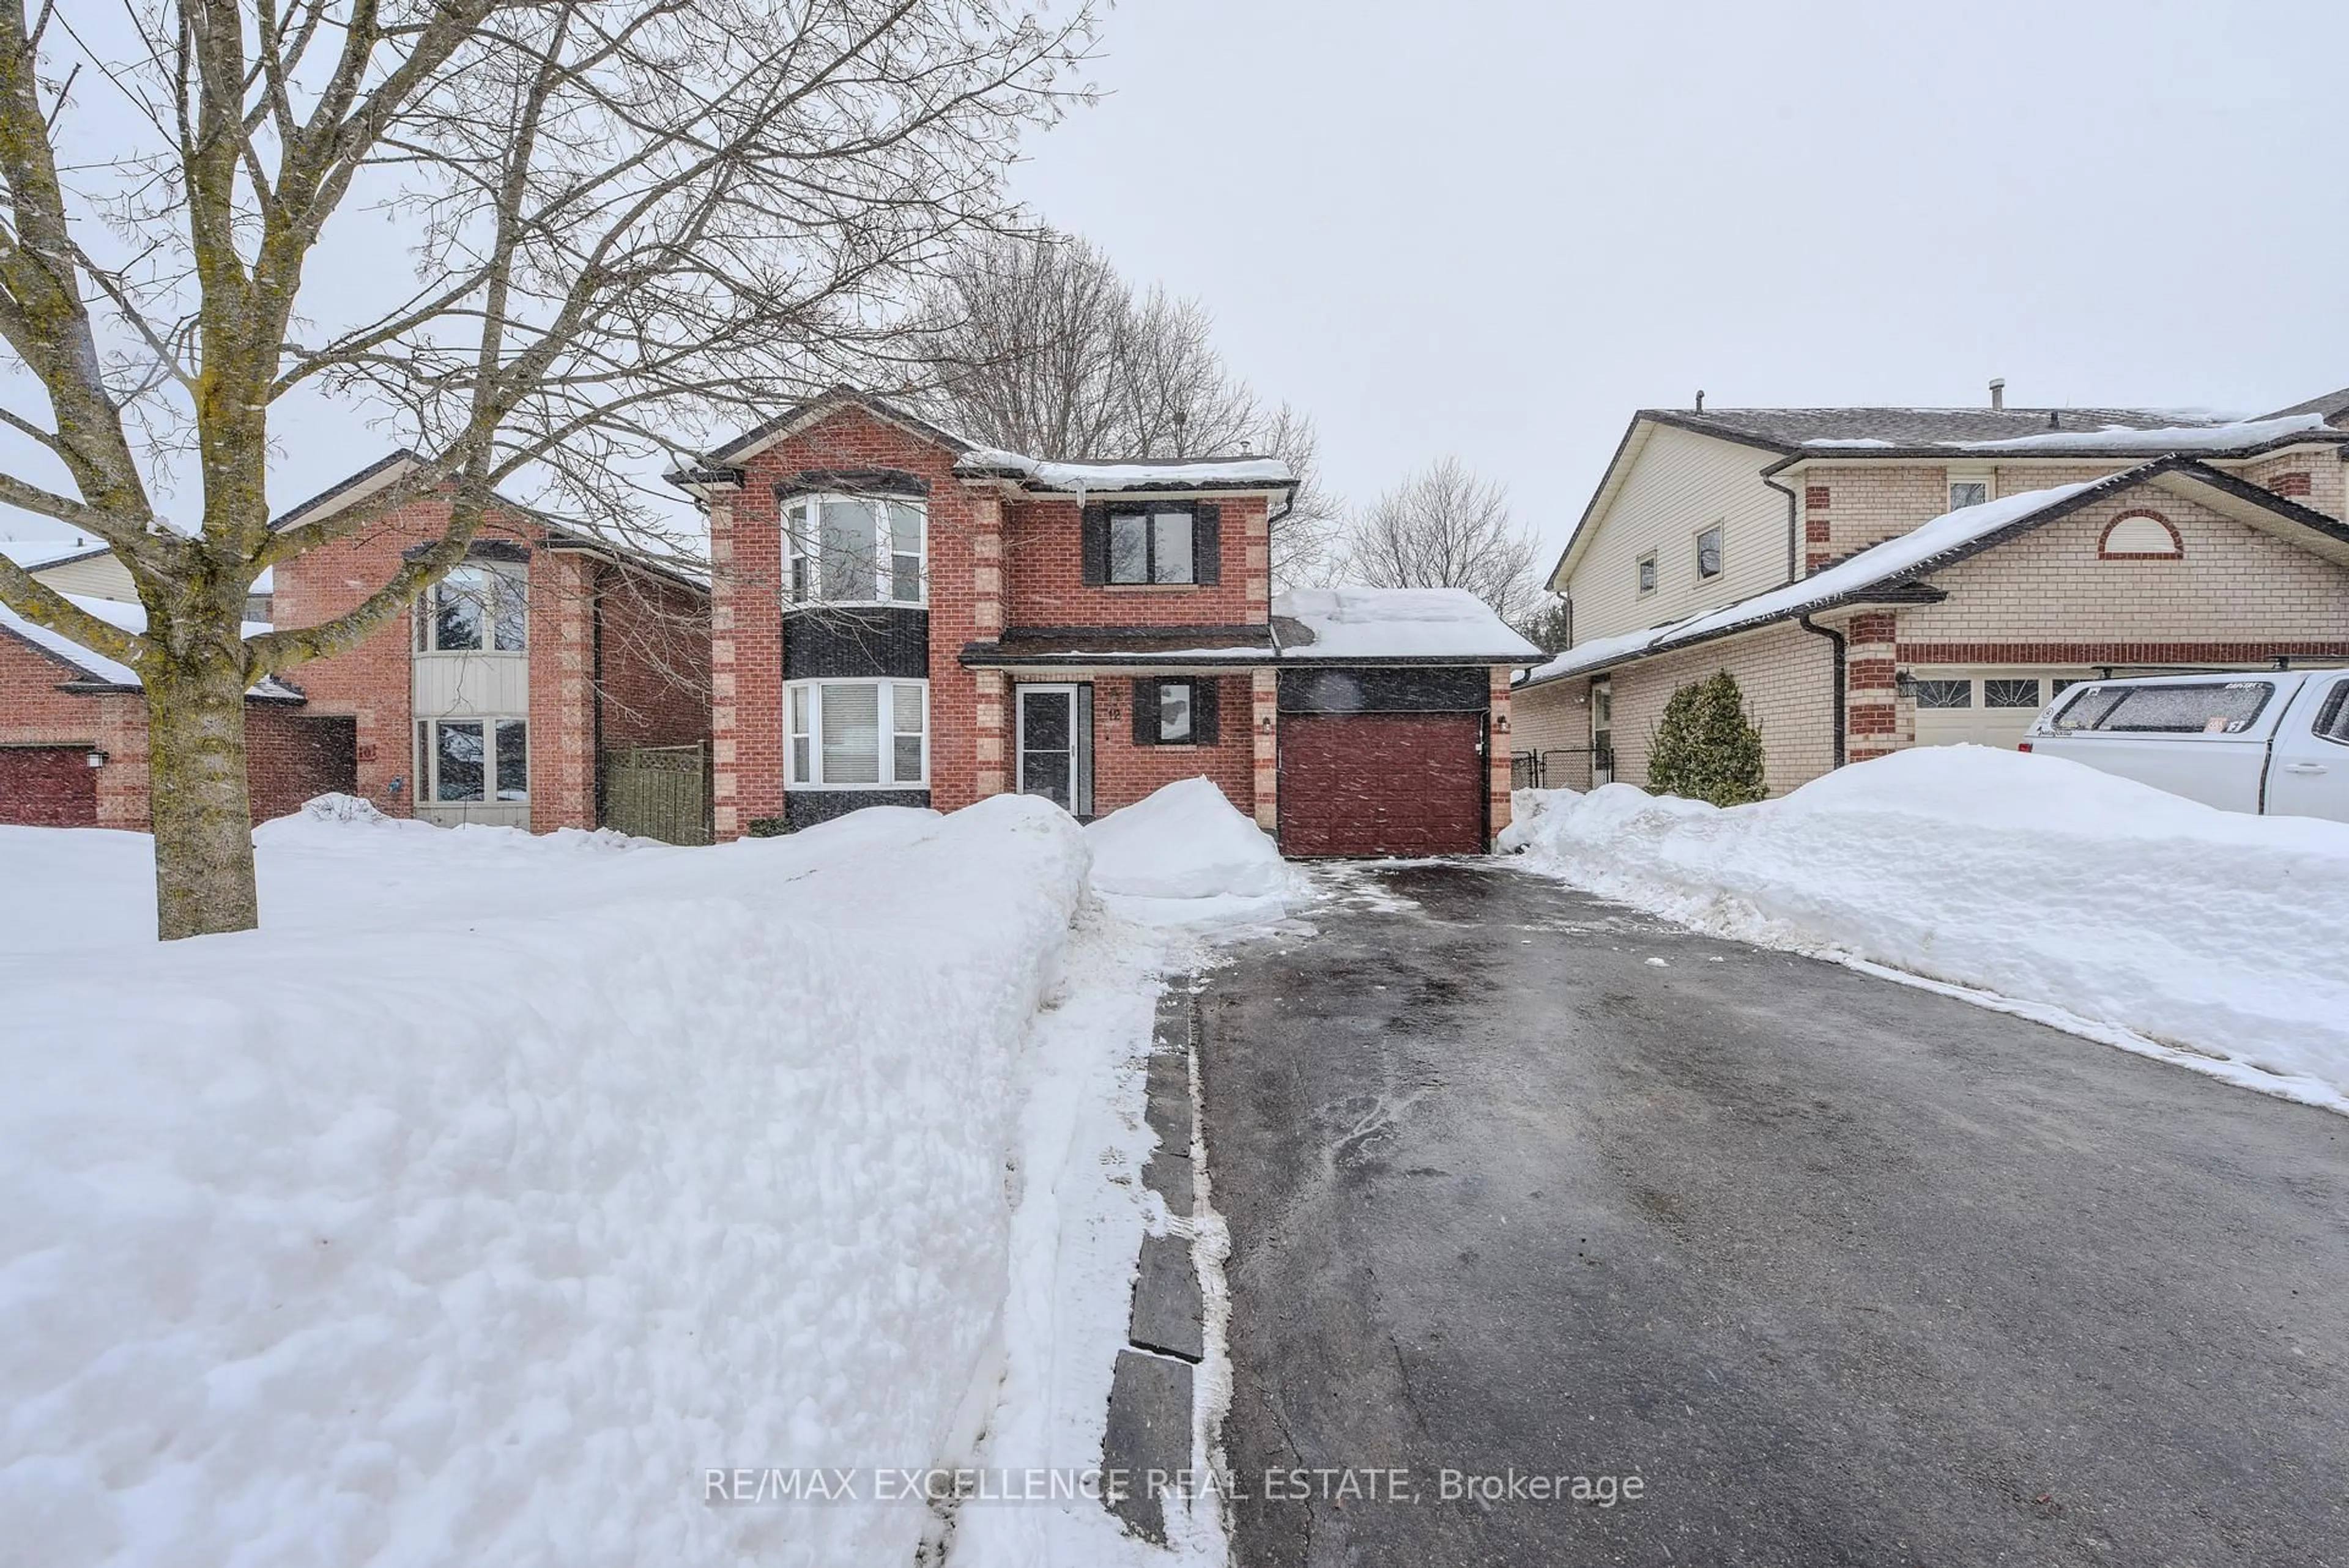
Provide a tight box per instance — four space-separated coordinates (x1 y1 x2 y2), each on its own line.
697 386 974 473
1547 413 1791 592
269 451 425 533
1523 455 2349 689
1764 432 2349 476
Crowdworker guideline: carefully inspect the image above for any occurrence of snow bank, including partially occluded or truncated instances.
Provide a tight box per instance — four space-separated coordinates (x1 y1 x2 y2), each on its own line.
1084 777 1296 926
1505 747 2349 1109
0 796 1089 1566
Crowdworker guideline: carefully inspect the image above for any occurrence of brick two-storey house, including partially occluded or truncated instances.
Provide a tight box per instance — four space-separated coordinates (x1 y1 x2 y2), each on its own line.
673 389 1540 854
2 453 714 837
1515 387 2349 794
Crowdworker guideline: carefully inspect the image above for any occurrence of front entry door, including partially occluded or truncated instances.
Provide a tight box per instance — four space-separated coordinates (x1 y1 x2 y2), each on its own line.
1017 683 1094 816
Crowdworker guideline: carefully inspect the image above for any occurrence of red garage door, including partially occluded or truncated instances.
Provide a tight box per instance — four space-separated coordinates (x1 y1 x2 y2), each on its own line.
1278 712 1485 857
0 745 98 827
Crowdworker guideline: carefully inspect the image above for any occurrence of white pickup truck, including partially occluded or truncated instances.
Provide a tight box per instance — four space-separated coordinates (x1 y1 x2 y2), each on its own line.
2019 668 2349 822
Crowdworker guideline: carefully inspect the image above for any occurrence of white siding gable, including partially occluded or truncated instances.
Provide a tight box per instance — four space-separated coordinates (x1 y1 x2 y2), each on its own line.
1565 423 1786 645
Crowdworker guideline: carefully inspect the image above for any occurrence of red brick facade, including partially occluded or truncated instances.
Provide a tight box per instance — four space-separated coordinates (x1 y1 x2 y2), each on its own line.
2 490 709 832
1 634 356 830
274 495 710 830
700 398 1516 848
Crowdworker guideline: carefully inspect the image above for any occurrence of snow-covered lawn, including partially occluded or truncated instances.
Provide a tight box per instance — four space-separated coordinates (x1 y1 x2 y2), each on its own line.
1502 746 2349 1113
0 783 1293 1567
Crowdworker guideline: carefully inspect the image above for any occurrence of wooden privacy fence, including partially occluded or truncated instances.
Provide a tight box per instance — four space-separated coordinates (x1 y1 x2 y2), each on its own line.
601 743 711 845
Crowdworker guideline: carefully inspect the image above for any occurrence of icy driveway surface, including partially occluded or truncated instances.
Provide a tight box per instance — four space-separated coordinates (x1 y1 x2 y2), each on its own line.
1198 862 2349 1567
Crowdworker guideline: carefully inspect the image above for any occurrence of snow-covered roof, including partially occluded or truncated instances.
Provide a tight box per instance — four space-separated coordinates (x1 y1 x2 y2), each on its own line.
2 538 110 572
1273 586 1542 664
0 592 294 697
954 448 1297 494
1929 412 2333 456
1524 479 2109 685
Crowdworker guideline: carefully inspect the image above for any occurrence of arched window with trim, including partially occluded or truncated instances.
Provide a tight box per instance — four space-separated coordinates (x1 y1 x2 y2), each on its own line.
2098 510 2183 560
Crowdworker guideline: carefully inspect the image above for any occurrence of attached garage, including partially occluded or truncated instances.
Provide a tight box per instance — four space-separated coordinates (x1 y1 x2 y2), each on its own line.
1277 668 1490 857
1910 668 2092 753
0 744 98 827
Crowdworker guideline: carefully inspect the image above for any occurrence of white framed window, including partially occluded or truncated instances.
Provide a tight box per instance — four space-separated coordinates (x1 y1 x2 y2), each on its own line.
1949 478 1991 511
785 679 927 788
415 716 528 802
415 564 527 653
784 495 926 605
1694 524 1723 580
1636 550 1658 595
1983 678 2044 709
1912 679 1973 709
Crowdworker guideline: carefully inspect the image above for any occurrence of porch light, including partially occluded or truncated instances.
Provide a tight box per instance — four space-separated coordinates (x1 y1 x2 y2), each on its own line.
1893 670 1915 699
84 749 106 767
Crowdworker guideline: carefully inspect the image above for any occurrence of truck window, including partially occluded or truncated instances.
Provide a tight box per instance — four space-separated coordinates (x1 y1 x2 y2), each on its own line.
2053 681 2276 735
2315 682 2349 748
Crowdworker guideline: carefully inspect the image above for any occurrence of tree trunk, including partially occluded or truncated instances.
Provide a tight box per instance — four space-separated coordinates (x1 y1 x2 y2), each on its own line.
144 656 259 940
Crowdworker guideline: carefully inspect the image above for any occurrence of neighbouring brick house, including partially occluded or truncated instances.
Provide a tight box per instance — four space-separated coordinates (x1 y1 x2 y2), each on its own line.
1 453 714 837
0 594 351 829
1513 388 2349 795
671 388 1540 854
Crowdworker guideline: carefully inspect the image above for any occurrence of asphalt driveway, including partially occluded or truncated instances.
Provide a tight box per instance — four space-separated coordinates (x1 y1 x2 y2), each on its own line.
1197 862 2349 1567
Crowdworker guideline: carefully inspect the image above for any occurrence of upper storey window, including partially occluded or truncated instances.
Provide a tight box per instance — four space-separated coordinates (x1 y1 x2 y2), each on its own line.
416 564 526 653
785 495 926 606
1111 508 1194 584
1082 501 1222 588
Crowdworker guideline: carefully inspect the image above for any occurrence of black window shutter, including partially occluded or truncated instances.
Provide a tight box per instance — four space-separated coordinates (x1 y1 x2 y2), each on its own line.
1081 504 1108 585
1193 503 1221 585
1132 678 1157 745
1194 678 1220 744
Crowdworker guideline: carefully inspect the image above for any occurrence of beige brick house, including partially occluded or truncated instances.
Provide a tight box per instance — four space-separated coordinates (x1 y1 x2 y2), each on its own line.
1514 387 2349 794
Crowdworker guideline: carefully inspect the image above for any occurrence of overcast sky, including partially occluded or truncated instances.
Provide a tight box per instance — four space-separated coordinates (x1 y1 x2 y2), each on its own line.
9 1 2344 571
1007 0 2349 567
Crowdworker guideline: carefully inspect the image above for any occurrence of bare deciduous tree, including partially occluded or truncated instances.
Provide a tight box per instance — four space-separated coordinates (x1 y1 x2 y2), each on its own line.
1338 457 1541 627
0 0 1095 938
911 228 1340 586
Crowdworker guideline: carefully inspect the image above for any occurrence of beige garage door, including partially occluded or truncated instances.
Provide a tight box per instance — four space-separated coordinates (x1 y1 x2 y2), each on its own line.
1910 671 2089 752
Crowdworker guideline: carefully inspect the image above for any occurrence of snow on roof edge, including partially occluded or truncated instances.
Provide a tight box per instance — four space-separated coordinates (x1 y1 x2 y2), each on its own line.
0 593 287 694
956 448 1297 492
1521 478 2109 686
1274 585 1542 663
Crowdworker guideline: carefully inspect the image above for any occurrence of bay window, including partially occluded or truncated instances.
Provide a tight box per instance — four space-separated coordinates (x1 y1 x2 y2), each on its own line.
415 717 528 802
784 495 926 605
786 680 927 787
415 564 527 652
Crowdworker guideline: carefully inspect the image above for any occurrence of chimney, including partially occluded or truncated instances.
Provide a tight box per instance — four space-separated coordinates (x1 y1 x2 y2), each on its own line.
1694 390 1706 413
1989 377 2006 412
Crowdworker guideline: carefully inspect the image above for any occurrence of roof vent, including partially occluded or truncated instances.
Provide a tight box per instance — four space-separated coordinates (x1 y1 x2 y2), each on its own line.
1694 390 1705 412
1989 377 2006 412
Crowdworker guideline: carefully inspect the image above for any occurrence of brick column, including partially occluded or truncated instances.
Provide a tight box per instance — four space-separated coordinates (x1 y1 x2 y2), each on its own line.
528 548 598 830
973 669 1006 798
1244 504 1270 620
703 489 776 840
1487 667 1514 838
971 492 1003 642
1250 668 1278 832
1844 610 1899 764
1803 484 1833 574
